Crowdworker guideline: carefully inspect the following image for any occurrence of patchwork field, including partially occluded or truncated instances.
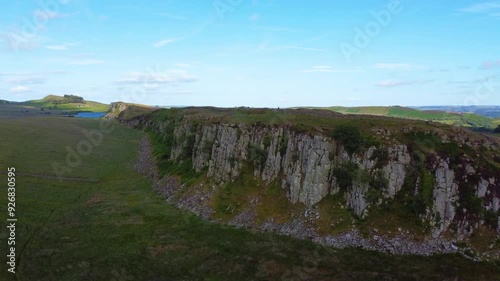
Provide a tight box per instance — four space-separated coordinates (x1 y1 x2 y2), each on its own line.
314 106 498 129
0 116 499 280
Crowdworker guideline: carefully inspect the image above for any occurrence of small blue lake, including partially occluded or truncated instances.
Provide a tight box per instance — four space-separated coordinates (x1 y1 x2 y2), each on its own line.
74 112 106 118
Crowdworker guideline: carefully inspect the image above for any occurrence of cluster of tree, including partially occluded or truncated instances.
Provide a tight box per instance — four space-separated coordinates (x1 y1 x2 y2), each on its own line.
495 125 500 133
52 95 85 104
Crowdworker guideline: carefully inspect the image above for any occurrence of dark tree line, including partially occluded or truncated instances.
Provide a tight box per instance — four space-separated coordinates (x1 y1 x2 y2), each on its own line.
52 95 85 104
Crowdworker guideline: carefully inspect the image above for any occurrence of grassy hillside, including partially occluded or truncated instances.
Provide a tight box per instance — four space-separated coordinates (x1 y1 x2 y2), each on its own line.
314 106 496 129
22 95 108 112
0 116 499 280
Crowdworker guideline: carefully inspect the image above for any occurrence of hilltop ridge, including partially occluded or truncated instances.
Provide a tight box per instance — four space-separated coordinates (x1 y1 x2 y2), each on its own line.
22 94 109 112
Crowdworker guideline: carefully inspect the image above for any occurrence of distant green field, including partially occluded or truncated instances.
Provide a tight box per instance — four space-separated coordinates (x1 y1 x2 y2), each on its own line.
0 116 499 280
315 106 497 129
22 95 108 112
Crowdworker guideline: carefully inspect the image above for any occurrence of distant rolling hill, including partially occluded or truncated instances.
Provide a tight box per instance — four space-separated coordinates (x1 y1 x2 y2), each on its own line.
310 106 498 129
22 94 109 112
412 105 500 118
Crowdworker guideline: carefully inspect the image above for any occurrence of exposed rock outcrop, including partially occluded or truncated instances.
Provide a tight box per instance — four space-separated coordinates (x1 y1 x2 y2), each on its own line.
129 108 500 258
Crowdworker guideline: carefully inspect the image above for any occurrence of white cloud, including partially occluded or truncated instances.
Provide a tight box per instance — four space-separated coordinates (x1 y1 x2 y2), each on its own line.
9 86 31 93
175 63 191 68
303 66 363 73
281 45 325 52
5 75 47 84
153 38 179 48
156 13 188 20
304 66 333 73
376 79 434 87
304 69 333 73
480 60 500 69
377 80 404 87
116 70 197 84
459 2 500 17
46 45 68 51
460 2 500 13
154 89 192 95
69 59 104 65
373 63 416 70
1 27 43 51
250 26 302 33
33 9 69 20
70 53 95 58
45 42 80 51
249 14 260 21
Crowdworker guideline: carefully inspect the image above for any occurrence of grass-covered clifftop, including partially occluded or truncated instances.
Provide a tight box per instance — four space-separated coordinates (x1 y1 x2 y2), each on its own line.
127 107 500 257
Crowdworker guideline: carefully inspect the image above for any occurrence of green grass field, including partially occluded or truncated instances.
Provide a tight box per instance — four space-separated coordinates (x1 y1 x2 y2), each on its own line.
313 106 497 129
0 116 499 280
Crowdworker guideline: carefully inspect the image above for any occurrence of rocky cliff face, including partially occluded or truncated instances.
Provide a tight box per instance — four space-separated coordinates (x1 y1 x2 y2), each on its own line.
104 102 155 120
128 108 500 256
104 102 129 119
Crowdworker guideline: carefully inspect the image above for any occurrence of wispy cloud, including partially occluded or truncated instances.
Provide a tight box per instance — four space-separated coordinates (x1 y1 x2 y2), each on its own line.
175 63 191 68
70 53 95 58
69 59 104 65
156 13 188 20
33 9 69 20
250 26 302 33
116 70 197 84
303 66 363 73
373 63 417 70
249 14 260 21
304 66 334 73
152 89 193 95
2 71 65 85
447 80 470 85
46 45 68 51
45 42 80 51
0 71 65 76
377 79 434 87
280 45 326 52
480 60 500 69
153 38 179 48
5 75 47 84
459 2 500 17
0 26 44 51
9 86 31 93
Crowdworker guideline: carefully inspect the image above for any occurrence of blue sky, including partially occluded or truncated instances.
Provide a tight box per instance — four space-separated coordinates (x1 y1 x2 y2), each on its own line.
1 0 500 107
